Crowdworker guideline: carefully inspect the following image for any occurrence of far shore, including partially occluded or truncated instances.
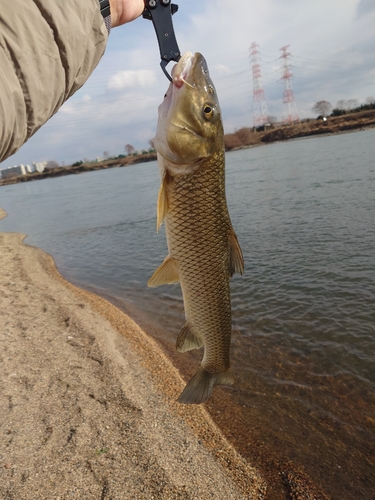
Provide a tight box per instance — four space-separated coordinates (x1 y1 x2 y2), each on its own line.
1 108 374 187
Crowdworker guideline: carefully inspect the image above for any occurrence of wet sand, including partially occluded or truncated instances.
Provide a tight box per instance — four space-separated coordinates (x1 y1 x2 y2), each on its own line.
0 207 266 499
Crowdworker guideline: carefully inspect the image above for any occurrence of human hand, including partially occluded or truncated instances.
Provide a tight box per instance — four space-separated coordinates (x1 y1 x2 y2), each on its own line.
109 0 145 28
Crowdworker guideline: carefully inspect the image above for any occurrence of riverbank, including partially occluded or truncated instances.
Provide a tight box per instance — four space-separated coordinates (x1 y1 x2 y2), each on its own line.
0 153 157 187
0 208 267 499
259 109 375 144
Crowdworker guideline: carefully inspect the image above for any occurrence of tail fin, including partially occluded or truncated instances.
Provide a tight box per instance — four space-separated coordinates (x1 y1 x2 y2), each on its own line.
177 367 234 405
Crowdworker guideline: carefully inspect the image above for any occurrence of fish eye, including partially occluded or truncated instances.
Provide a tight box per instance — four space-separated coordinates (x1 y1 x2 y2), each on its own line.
203 104 214 120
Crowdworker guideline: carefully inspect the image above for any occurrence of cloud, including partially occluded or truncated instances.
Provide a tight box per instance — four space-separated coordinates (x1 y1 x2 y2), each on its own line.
211 64 232 77
356 0 375 17
107 69 157 89
60 94 92 115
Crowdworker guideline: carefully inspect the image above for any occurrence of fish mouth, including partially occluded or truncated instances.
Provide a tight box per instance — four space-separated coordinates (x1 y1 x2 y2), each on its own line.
171 52 195 88
171 52 209 89
157 52 199 128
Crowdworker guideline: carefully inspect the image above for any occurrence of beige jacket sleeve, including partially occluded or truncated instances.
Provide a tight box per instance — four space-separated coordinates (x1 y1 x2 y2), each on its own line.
0 0 108 163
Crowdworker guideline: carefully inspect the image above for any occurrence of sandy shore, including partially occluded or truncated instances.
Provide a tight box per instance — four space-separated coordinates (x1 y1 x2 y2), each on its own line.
0 207 266 499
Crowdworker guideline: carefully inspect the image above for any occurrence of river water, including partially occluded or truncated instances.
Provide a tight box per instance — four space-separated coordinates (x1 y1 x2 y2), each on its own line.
1 130 374 499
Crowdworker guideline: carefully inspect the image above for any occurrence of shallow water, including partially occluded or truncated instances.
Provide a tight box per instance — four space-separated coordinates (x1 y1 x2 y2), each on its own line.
1 129 374 499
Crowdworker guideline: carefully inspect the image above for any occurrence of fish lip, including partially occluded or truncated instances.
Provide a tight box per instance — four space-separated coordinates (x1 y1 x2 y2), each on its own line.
171 51 194 83
171 52 208 91
165 52 209 101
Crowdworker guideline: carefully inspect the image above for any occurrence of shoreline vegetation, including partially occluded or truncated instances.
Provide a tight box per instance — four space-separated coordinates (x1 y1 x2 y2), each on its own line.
1 109 374 187
0 206 330 499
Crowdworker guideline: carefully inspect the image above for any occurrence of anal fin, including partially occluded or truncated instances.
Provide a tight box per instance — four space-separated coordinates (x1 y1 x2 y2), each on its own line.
148 255 179 287
176 322 204 352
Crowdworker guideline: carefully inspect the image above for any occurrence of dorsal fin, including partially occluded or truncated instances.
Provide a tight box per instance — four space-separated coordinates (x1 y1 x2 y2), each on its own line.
147 255 179 287
229 229 244 276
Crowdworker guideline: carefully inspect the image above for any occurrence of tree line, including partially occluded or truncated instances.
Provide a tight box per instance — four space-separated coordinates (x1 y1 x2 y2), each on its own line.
312 96 375 118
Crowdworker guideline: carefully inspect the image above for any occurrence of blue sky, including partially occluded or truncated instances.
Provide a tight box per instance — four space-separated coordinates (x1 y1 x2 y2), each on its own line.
2 0 375 168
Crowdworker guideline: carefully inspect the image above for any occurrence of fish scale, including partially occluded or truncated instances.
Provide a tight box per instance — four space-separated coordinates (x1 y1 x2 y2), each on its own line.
166 153 232 375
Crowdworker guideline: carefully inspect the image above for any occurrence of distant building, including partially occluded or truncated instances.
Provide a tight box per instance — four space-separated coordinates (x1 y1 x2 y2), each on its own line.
32 161 47 173
1 163 34 180
1 165 25 179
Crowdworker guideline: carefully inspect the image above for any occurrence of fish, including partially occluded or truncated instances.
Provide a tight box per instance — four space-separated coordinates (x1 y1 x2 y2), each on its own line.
148 52 244 404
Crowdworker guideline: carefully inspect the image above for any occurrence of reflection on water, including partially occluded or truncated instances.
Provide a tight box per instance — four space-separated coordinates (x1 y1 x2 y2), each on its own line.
1 129 374 499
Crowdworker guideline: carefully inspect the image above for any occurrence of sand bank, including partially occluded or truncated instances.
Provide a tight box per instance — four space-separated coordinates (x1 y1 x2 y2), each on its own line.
0 207 265 499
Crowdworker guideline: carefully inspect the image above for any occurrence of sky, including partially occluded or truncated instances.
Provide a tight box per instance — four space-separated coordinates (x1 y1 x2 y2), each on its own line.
1 0 375 168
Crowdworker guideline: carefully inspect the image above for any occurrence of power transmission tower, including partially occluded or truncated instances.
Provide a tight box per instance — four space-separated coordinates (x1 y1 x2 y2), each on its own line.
279 45 299 124
250 42 269 127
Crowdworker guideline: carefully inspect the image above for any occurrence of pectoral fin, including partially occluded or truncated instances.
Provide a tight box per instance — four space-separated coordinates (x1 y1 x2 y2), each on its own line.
156 172 169 231
229 229 244 276
148 256 179 287
176 322 204 352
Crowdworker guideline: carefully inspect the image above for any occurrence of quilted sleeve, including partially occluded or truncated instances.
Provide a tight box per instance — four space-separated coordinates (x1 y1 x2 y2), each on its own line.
0 0 108 162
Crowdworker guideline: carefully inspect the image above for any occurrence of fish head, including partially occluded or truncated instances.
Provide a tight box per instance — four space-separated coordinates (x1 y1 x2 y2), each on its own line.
154 52 223 167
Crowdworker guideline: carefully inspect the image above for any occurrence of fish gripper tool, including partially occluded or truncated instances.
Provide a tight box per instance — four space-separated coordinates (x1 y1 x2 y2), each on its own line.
143 0 181 82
